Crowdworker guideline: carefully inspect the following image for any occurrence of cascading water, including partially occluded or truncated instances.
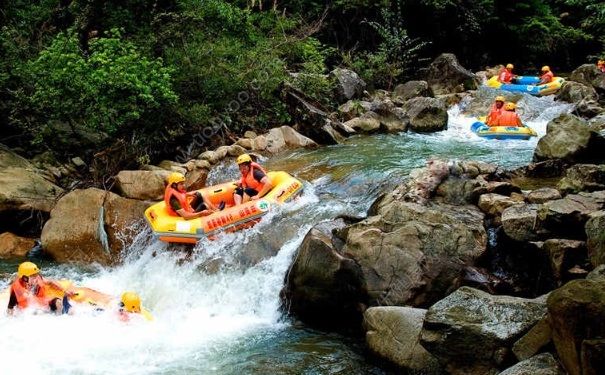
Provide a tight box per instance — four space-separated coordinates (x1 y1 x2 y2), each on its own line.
0 91 573 374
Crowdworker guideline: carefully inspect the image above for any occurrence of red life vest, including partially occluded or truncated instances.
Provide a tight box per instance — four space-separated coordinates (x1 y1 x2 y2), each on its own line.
240 162 267 191
540 71 554 84
495 111 522 127
164 186 193 216
10 277 48 309
498 69 513 83
486 104 503 126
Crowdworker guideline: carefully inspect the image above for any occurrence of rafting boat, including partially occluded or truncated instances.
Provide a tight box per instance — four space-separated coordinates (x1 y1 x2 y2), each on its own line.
485 75 564 96
144 171 303 244
470 121 537 140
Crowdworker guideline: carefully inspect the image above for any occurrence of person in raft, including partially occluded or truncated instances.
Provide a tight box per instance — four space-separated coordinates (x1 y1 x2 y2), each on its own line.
117 292 153 322
538 66 554 84
7 261 73 316
486 96 506 126
497 63 516 83
597 60 605 73
234 154 273 206
164 172 220 219
494 102 523 127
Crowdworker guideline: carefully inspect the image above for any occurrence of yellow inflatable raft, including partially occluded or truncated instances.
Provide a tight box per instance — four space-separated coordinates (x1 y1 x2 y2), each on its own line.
144 171 303 244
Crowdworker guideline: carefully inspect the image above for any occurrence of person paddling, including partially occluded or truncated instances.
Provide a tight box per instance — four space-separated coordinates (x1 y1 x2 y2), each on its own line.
494 102 523 127
233 154 273 206
486 96 505 126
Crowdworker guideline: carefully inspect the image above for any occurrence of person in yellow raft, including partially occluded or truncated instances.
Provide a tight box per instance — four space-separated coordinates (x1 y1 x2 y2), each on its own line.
597 60 605 73
164 172 220 219
7 262 74 315
538 66 554 84
486 96 506 126
234 154 273 206
497 63 517 83
117 291 153 322
494 102 523 127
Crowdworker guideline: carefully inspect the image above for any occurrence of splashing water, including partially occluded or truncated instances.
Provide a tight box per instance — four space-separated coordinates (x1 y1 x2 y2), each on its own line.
0 95 573 374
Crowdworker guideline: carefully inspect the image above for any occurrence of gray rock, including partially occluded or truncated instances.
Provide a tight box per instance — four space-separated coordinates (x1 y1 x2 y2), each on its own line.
426 53 480 95
421 287 548 375
364 306 440 372
558 164 605 193
498 353 563 375
538 192 605 238
392 80 432 102
556 81 598 104
569 64 605 92
527 188 562 204
542 239 587 280
502 204 542 242
403 97 448 133
512 317 552 361
331 68 366 101
586 210 605 267
478 193 519 216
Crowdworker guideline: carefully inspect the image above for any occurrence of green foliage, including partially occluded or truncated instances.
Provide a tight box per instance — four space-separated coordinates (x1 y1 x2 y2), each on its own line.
22 29 177 138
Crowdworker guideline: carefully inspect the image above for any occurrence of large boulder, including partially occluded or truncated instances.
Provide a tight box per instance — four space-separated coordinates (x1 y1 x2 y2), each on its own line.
534 114 605 163
538 191 605 239
0 232 35 258
364 306 440 372
555 81 598 104
420 287 548 375
512 317 553 361
586 210 605 267
547 278 605 375
502 204 542 242
498 353 563 375
426 53 480 95
114 170 171 200
542 239 587 281
569 64 605 93
558 164 605 194
41 188 149 265
478 193 519 217
527 188 562 204
392 80 432 103
331 68 366 101
343 112 382 133
281 220 365 328
402 97 448 133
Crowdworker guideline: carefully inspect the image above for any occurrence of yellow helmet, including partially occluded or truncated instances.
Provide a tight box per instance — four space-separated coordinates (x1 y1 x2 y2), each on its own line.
167 172 186 186
506 63 514 69
495 96 506 102
121 292 141 313
17 261 39 278
236 154 252 165
504 102 516 111
541 65 550 72
598 60 605 66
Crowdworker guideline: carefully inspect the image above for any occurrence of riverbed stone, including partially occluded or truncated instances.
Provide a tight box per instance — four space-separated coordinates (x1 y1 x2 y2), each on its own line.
343 112 382 133
556 81 598 104
420 287 548 375
512 317 552 361
527 188 562 204
586 210 605 267
331 68 366 101
426 53 480 95
41 188 149 265
538 192 605 239
534 114 605 164
498 353 563 375
558 164 605 194
569 64 605 92
502 204 542 242
478 193 519 216
542 239 587 281
0 232 35 258
403 97 448 133
547 278 605 375
392 80 432 103
364 306 440 372
114 170 171 200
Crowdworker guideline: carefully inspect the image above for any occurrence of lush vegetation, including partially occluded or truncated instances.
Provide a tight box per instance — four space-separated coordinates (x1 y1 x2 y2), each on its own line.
1 0 603 173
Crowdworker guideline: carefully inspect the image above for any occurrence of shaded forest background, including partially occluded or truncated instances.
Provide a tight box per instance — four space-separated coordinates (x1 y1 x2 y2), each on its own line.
1 0 603 170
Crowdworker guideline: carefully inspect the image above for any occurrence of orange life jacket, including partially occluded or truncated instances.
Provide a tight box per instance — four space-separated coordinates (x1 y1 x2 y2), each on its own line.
540 71 554 84
498 69 513 83
495 111 522 127
486 104 503 126
10 277 48 309
164 186 193 216
240 162 267 191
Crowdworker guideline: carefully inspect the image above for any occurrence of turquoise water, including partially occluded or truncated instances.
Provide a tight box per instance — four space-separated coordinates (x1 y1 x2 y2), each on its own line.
0 98 572 375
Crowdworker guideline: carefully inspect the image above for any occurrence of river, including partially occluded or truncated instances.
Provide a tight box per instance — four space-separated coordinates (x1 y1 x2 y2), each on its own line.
0 92 573 374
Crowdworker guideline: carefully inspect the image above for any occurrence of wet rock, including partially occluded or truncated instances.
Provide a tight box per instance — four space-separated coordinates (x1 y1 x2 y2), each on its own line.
512 317 552 361
426 53 480 95
556 81 598 104
41 188 149 265
558 164 605 194
542 239 587 281
114 170 171 200
569 64 605 92
586 210 605 267
331 68 366 101
575 99 604 119
0 232 35 258
435 177 482 205
547 278 605 375
420 287 547 375
479 194 519 218
498 353 563 375
538 192 605 239
534 114 605 164
344 200 486 307
343 112 382 133
527 188 562 204
502 204 542 242
369 100 410 132
392 80 432 103
364 306 440 372
403 97 448 133
282 220 364 329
